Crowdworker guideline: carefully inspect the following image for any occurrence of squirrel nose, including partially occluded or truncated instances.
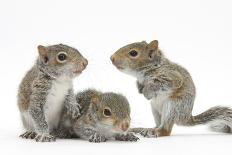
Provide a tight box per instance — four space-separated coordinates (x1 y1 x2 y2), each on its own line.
81 59 88 69
78 59 88 71
110 55 115 63
121 122 129 132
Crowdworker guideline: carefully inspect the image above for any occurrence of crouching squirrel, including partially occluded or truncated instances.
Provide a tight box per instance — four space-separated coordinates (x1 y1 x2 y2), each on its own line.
53 89 139 143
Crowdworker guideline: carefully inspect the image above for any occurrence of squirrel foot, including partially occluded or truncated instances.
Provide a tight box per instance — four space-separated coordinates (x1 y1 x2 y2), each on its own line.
139 127 171 138
35 133 56 142
115 133 139 142
153 128 171 137
20 131 37 139
89 133 107 143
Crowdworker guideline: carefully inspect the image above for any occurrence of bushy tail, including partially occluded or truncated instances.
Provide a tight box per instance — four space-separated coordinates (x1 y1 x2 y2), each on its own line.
186 106 232 133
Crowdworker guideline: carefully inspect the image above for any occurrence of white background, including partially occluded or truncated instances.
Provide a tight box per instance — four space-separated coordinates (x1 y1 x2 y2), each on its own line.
0 0 232 155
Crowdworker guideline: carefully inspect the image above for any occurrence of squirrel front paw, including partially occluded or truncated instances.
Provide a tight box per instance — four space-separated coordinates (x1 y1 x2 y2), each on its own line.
139 128 156 138
115 133 139 142
66 103 81 119
136 81 144 94
20 131 37 139
35 133 56 142
89 133 107 143
142 84 158 100
142 91 153 100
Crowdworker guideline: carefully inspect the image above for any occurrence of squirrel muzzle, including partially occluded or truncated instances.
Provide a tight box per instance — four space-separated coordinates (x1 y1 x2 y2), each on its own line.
117 121 129 132
74 58 88 74
110 55 124 70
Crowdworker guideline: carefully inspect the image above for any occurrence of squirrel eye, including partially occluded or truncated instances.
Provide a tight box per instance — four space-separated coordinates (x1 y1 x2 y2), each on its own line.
57 52 67 62
128 50 138 57
103 108 112 117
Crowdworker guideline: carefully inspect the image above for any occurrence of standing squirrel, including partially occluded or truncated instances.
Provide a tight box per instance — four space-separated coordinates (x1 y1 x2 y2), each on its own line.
53 89 139 143
18 44 88 142
110 40 232 137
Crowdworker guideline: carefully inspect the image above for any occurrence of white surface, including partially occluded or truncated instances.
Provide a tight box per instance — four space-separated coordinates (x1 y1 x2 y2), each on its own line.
0 0 232 155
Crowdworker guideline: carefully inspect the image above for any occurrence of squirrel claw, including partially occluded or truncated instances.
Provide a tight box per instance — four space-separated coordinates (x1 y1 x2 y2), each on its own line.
35 134 56 142
20 131 37 139
139 128 156 138
115 133 139 142
89 133 107 143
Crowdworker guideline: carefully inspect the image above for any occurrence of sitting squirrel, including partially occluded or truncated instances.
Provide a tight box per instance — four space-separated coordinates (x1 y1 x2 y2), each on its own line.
53 89 139 143
18 44 88 142
110 40 232 137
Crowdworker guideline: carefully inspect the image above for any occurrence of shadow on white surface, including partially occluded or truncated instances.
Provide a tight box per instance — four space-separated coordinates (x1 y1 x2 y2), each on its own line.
1 128 232 155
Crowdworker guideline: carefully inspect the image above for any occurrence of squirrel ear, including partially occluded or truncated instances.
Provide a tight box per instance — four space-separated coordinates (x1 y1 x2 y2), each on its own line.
147 40 159 60
141 41 147 44
147 40 158 50
91 95 99 104
37 45 48 63
38 45 46 56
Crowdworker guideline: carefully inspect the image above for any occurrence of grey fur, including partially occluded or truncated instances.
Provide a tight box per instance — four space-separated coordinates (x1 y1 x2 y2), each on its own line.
18 44 88 142
54 89 139 143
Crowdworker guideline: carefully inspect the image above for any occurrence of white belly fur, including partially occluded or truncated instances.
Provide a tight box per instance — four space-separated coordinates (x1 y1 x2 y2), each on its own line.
44 77 72 132
151 94 169 114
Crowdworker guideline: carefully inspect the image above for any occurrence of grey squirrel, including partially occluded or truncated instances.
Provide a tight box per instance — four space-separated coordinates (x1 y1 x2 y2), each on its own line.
17 44 88 142
110 40 232 137
53 89 139 143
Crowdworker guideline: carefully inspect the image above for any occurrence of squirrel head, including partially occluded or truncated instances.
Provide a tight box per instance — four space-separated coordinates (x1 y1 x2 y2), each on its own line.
110 40 164 76
37 44 88 79
90 92 131 133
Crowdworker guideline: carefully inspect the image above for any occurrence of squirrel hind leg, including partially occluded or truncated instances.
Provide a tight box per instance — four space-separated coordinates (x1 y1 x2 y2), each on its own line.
154 127 173 137
129 126 173 138
21 112 35 131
